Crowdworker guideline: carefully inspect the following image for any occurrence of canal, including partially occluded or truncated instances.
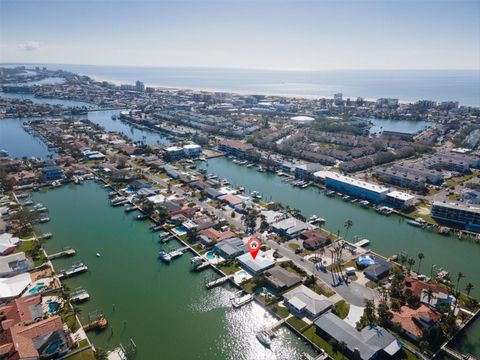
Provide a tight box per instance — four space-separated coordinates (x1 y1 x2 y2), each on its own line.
33 181 316 360
198 157 480 300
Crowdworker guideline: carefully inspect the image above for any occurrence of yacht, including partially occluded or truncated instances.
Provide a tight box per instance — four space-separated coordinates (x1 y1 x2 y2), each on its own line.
159 250 172 263
256 331 272 348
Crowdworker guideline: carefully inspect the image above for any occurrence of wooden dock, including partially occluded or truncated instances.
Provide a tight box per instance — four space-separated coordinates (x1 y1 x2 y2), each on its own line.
206 275 232 289
83 317 108 332
47 247 76 260
443 346 477 360
264 318 287 338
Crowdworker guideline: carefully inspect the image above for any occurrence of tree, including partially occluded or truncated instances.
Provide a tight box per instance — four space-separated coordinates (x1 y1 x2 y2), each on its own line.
10 209 39 235
242 208 259 234
456 272 465 294
419 340 429 354
143 200 155 216
425 287 435 305
343 219 353 240
338 341 347 360
407 258 416 273
377 302 393 327
417 252 424 274
465 282 474 297
188 227 199 243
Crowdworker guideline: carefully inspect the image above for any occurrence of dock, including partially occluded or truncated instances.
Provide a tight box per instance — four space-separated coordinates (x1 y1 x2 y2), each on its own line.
206 275 232 289
264 318 287 337
47 247 76 260
354 239 370 247
58 262 88 279
442 346 477 360
70 287 90 303
231 291 254 308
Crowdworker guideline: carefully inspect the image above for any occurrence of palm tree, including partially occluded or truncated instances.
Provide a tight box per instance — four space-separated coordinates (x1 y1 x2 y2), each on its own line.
425 287 435 305
456 272 465 294
407 258 415 273
343 219 353 240
338 340 347 359
465 282 474 297
417 252 424 274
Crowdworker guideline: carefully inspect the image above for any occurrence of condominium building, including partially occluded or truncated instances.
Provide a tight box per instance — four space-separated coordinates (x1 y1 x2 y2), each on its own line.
431 202 480 233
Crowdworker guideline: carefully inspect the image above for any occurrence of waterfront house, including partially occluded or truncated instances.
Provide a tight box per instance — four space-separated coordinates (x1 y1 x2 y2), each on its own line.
314 312 402 360
203 187 223 199
0 273 31 301
0 233 20 255
390 305 442 341
403 277 454 312
0 295 43 329
8 171 37 186
41 166 65 182
264 266 302 291
0 252 33 277
213 237 246 259
271 217 311 238
283 285 332 320
299 229 330 250
218 194 245 207
128 180 152 192
0 315 69 359
199 227 236 246
357 255 391 282
237 250 275 275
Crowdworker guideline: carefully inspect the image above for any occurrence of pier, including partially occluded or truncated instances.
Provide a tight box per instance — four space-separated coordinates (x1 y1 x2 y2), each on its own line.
70 287 90 303
206 275 232 289
442 346 477 360
264 318 287 338
83 310 108 332
58 262 88 279
47 247 76 260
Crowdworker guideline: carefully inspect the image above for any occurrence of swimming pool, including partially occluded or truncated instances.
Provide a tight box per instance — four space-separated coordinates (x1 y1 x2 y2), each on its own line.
236 270 248 277
28 282 45 294
174 226 188 236
44 340 62 355
205 251 216 260
47 301 61 314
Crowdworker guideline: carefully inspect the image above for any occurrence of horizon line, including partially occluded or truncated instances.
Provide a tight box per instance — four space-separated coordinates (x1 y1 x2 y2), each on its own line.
1 62 479 73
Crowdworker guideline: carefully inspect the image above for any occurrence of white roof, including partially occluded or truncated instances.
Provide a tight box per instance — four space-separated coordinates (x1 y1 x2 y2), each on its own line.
0 233 20 253
147 194 166 204
290 115 315 122
387 191 415 201
183 144 201 150
0 272 31 299
165 146 183 152
324 171 390 194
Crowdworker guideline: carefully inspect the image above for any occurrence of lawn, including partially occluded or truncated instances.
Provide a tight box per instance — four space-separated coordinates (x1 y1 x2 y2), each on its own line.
365 280 378 289
272 304 290 318
444 173 477 188
64 348 95 360
302 325 343 360
287 316 309 332
332 300 350 320
218 262 240 275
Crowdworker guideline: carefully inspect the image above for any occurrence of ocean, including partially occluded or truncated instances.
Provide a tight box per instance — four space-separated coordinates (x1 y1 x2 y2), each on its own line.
2 63 479 106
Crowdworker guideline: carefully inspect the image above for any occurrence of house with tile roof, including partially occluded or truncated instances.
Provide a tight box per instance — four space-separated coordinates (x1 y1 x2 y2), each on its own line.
0 295 43 330
391 305 442 341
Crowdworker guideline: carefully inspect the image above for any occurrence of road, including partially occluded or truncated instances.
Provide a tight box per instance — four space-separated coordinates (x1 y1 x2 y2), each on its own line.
128 159 378 307
266 239 379 307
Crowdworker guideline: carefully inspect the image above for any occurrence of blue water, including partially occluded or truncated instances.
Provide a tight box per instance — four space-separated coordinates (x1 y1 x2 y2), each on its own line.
2 64 479 106
0 91 94 108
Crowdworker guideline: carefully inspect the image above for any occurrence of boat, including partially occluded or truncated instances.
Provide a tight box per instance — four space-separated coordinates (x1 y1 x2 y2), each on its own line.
221 178 230 185
70 288 90 303
108 191 117 197
39 217 50 223
256 331 272 348
59 262 88 279
257 167 266 173
159 250 172 263
96 253 101 257
137 213 149 220
437 226 450 235
251 191 262 199
231 291 254 308
359 200 370 208
246 163 254 168
110 196 127 206
376 206 394 215
407 219 425 227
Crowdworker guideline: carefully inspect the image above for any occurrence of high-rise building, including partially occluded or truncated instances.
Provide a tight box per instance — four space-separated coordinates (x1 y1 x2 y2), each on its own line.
135 80 145 92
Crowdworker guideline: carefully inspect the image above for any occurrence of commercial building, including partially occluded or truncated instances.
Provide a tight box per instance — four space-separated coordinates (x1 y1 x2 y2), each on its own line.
431 202 480 233
386 191 416 209
324 172 389 203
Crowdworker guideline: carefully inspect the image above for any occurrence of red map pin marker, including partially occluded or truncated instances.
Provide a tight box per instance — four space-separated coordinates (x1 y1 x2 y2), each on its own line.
247 237 261 259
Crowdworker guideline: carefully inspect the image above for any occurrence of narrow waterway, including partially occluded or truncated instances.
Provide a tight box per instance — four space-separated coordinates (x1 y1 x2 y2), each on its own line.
0 91 96 108
85 110 170 145
198 158 480 298
33 181 315 360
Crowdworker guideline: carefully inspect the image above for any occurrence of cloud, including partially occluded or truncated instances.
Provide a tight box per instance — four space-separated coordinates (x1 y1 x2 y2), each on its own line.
20 41 41 51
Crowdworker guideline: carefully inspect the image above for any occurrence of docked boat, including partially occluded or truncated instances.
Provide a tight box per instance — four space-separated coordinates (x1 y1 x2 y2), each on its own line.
256 331 272 348
111 196 127 206
251 191 262 199
325 190 335 197
359 200 370 208
59 262 88 279
70 288 90 303
257 167 266 173
376 206 394 215
39 217 50 223
159 250 172 263
231 291 254 308
407 218 426 228
137 213 149 220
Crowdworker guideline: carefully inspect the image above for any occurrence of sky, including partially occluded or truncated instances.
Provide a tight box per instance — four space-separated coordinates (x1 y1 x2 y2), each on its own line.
0 0 479 70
